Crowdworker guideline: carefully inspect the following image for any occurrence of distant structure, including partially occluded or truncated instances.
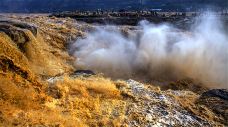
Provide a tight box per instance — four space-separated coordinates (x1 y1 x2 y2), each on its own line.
0 0 228 12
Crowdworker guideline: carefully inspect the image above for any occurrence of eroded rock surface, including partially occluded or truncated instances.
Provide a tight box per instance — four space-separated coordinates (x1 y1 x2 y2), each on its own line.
198 89 228 125
119 80 223 126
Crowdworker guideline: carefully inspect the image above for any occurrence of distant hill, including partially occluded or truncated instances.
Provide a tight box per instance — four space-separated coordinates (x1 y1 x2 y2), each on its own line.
0 0 228 12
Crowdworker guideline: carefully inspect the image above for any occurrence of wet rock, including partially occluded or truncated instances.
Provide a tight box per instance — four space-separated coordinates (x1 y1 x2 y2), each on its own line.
47 70 95 84
0 20 37 52
198 89 228 125
200 89 228 100
71 70 95 76
0 20 37 36
165 78 208 94
122 79 218 126
0 55 29 79
0 23 29 44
